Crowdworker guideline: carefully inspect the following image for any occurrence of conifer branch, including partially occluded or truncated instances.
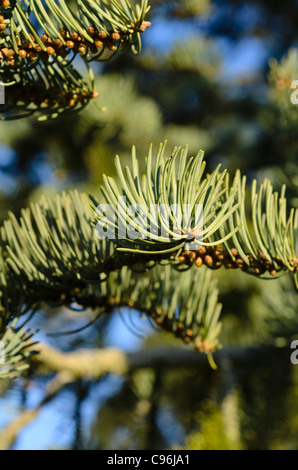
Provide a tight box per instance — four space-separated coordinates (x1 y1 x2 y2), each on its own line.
93 142 298 280
0 142 297 378
0 0 151 119
0 260 223 378
0 318 38 379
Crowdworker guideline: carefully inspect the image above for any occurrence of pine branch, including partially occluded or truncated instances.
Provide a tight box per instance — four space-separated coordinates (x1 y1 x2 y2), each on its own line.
0 59 96 120
0 257 223 372
1 0 150 62
93 142 298 281
0 318 38 379
0 142 296 378
0 0 151 119
0 171 223 372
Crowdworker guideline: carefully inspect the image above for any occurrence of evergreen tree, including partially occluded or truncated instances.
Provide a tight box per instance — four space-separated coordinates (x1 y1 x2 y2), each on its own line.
0 0 297 450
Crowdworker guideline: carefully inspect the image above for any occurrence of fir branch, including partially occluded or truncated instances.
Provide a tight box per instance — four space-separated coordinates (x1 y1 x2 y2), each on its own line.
0 0 151 119
0 143 296 313
0 58 96 120
0 318 38 379
0 142 296 378
93 142 298 279
0 0 150 63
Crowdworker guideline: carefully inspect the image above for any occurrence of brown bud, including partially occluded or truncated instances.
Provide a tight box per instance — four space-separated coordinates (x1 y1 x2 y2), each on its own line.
195 257 203 267
60 28 68 38
54 39 63 49
213 261 221 269
78 44 86 54
66 40 75 49
41 34 48 43
47 46 55 55
1 48 14 58
198 246 206 255
22 40 32 49
44 98 53 106
224 260 233 269
29 51 38 61
87 26 95 35
139 20 151 32
98 30 107 39
18 49 27 59
111 31 121 41
204 255 213 265
258 250 267 261
236 258 244 266
95 39 103 48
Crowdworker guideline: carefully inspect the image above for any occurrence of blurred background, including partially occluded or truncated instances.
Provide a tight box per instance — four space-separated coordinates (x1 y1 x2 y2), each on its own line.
0 0 298 450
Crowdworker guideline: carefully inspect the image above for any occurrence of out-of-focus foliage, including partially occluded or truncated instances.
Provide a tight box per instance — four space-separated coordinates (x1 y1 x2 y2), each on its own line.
165 37 220 77
150 0 212 18
0 0 151 119
181 401 242 450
